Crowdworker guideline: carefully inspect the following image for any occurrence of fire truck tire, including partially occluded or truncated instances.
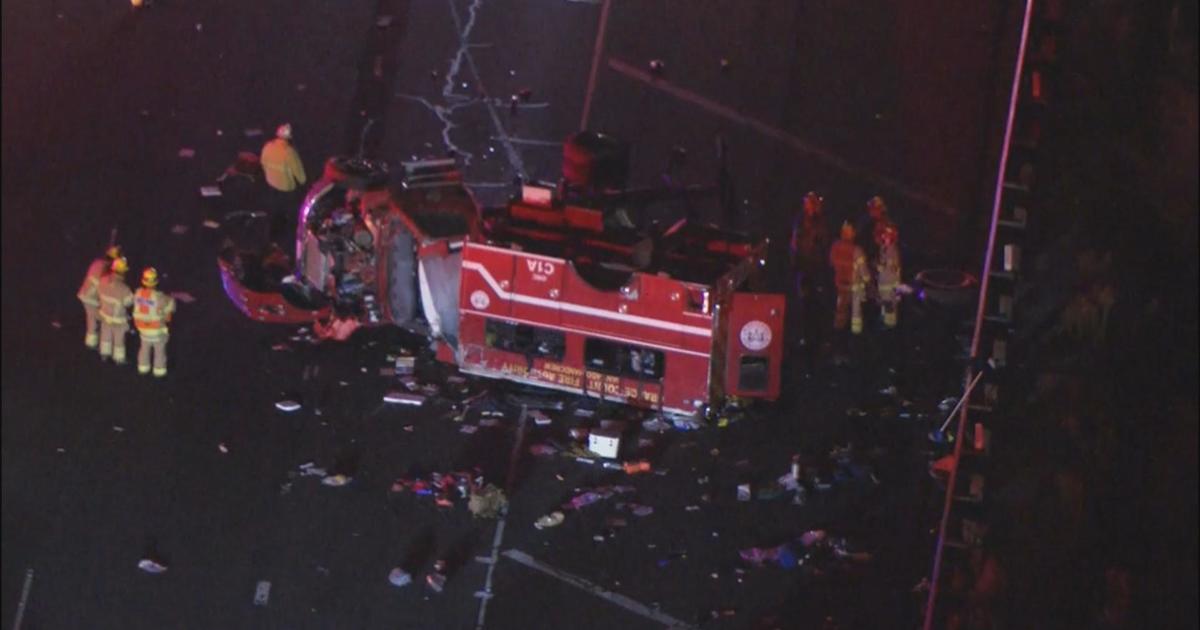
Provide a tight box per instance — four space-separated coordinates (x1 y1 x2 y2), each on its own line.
322 156 390 191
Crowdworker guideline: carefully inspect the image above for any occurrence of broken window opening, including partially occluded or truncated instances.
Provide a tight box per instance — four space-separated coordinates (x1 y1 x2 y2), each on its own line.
584 338 665 380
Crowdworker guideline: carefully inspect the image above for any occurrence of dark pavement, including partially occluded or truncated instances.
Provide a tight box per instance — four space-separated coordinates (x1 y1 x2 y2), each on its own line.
3 1 1017 628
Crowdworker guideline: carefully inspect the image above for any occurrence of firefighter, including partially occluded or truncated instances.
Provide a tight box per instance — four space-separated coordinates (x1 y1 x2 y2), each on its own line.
132 268 176 377
876 223 902 329
829 222 870 334
788 192 832 348
78 245 122 349
855 196 891 262
260 123 308 241
97 257 134 364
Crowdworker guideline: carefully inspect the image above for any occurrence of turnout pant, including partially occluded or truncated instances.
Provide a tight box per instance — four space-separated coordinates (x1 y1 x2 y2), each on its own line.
99 321 129 363
834 286 866 334
137 333 169 376
82 303 100 348
879 283 899 328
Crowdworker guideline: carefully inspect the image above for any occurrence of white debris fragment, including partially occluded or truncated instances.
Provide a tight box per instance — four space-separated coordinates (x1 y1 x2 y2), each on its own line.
276 399 302 412
388 568 412 587
170 224 189 235
201 219 221 229
253 580 271 606
384 391 425 406
218 442 229 454
50 321 62 329
138 559 168 574
177 148 196 159
199 186 222 198
243 128 263 138
376 15 393 27
322 474 351 487
460 425 478 434
112 426 125 433
194 22 203 32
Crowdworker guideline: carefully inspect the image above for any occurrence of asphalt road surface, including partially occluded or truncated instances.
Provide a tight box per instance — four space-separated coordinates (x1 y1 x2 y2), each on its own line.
3 1 1016 628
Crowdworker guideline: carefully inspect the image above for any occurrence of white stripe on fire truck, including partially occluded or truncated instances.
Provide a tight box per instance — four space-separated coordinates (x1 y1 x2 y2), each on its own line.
460 308 712 358
461 260 713 338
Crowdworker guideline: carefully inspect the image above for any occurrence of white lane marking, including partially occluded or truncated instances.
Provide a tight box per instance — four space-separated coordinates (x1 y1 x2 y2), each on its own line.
11 568 33 630
473 409 525 629
501 550 697 629
448 0 529 180
606 57 957 217
461 260 712 337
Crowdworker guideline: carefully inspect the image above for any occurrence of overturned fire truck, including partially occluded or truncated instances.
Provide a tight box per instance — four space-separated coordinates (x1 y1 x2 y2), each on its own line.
219 134 785 416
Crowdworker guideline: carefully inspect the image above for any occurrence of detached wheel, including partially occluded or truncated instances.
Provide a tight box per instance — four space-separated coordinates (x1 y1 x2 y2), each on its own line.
323 156 390 191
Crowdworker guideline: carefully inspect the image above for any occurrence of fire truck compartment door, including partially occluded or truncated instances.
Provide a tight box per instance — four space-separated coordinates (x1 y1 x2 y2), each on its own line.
724 292 785 400
418 251 462 344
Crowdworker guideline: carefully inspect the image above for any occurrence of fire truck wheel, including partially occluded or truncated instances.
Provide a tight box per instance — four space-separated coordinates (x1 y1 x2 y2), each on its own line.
323 156 390 191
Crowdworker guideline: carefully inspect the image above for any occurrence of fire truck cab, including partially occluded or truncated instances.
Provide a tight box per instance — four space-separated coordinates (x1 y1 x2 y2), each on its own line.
457 181 785 417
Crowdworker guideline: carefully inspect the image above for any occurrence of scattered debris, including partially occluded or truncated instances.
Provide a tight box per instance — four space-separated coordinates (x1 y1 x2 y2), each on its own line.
426 561 447 593
253 580 271 606
468 484 507 519
535 511 565 529
201 219 221 229
384 391 425 406
218 442 229 454
648 59 666 75
137 559 168 574
169 291 196 304
322 474 351 487
112 426 126 433
388 568 412 587
737 483 751 501
199 186 222 198
50 321 62 329
588 430 621 458
275 399 302 412
376 15 394 27
170 224 189 235
460 425 478 434
243 128 263 138
563 485 635 511
177 148 196 159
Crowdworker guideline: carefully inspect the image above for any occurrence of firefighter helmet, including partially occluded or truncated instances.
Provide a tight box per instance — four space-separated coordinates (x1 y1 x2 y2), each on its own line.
276 123 293 140
106 245 123 260
867 196 887 217
141 267 159 288
111 257 129 274
803 191 823 216
840 221 856 240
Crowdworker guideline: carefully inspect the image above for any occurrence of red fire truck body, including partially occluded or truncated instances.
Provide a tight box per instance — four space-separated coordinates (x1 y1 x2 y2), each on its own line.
454 186 785 417
217 154 785 417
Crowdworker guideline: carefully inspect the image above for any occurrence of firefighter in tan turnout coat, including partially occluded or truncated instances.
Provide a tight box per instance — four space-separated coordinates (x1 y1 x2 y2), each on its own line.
97 257 134 363
78 245 122 349
133 268 176 377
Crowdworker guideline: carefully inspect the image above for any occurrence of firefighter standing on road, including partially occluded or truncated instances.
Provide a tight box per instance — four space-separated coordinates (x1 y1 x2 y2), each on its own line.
78 245 122 349
829 222 870 335
789 192 831 347
855 196 891 263
876 224 902 329
97 257 134 364
133 268 176 377
260 123 308 241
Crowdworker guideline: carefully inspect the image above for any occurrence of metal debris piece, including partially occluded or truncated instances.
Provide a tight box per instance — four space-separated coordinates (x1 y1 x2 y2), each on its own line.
201 219 221 229
460 425 478 434
112 426 125 433
137 559 168 574
199 186 222 198
388 568 412 587
275 399 301 412
322 474 351 487
384 391 425 406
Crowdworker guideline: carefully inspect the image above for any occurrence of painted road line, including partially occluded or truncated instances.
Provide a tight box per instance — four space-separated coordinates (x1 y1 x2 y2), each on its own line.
11 568 33 630
606 57 956 217
501 549 697 629
473 407 526 629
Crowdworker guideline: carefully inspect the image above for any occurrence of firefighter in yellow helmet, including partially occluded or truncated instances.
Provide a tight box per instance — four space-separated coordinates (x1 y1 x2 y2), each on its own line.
77 245 122 349
875 223 902 329
97 257 134 364
828 222 870 334
132 268 177 377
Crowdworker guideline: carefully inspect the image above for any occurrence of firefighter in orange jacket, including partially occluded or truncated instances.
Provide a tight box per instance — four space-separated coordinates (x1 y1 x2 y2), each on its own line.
876 223 902 329
133 268 176 377
97 257 134 363
829 222 870 334
78 245 122 349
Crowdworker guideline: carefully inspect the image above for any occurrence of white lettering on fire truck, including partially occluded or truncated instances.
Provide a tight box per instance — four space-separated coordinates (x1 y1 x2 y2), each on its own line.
739 320 772 351
470 290 491 310
525 259 556 282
